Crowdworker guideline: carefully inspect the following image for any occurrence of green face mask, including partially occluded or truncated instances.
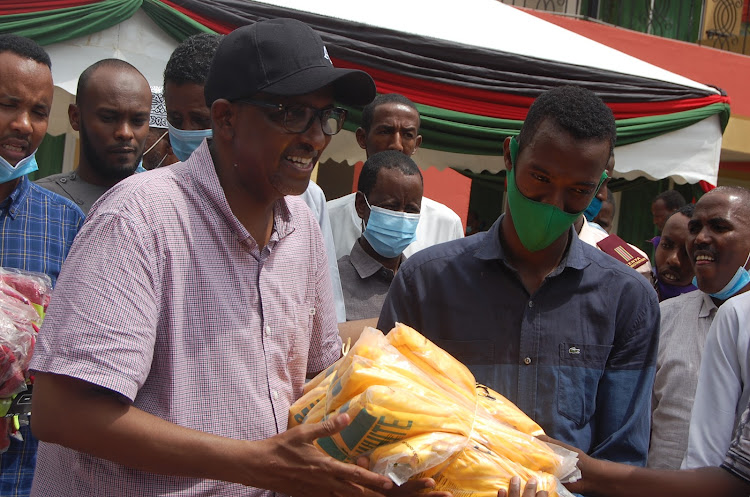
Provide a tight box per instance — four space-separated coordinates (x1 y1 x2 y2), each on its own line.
506 137 608 252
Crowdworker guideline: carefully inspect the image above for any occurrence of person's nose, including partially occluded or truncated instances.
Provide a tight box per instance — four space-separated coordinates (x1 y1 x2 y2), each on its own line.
114 120 135 141
300 116 328 150
666 248 681 268
10 110 33 137
387 134 404 153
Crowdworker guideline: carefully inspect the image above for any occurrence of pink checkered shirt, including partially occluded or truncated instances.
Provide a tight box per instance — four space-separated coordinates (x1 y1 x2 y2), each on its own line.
29 141 341 496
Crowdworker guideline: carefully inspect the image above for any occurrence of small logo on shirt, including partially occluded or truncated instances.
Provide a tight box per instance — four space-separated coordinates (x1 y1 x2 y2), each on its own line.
568 346 581 355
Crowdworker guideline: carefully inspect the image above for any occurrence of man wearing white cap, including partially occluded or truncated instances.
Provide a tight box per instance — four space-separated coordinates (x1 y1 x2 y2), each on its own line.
142 85 176 170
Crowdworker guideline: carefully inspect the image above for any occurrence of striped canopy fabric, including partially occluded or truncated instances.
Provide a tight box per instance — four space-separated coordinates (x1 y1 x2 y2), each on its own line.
0 0 730 184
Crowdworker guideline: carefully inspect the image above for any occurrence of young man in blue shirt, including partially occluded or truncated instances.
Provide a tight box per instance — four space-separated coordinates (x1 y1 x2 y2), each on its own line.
0 34 85 497
379 86 659 468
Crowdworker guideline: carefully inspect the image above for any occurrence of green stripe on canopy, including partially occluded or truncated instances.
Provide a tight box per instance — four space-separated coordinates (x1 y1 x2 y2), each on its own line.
0 0 141 46
344 101 730 156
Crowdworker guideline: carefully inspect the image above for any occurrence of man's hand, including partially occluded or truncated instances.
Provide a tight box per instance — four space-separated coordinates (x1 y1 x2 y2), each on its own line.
497 477 547 497
248 413 393 497
537 435 593 495
355 455 452 497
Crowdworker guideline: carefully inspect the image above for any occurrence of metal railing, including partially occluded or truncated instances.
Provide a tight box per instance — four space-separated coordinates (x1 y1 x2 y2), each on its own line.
501 0 750 55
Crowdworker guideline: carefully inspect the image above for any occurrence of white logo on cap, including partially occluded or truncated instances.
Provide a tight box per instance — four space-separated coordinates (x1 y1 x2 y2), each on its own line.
323 46 332 65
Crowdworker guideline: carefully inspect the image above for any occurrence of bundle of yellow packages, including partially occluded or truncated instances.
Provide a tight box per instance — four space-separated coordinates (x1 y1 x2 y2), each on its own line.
289 324 579 497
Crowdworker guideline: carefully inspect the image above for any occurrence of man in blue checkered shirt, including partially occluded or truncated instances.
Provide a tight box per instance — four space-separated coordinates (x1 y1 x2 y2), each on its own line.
0 35 85 496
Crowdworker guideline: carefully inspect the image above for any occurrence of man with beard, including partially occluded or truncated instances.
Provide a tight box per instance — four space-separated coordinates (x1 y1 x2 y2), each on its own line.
649 187 750 469
36 59 150 214
0 34 85 497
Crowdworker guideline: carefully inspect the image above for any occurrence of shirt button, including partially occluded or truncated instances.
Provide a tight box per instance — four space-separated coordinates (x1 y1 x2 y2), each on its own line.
265 325 271 337
309 307 315 316
523 357 532 365
528 301 534 308
272 390 279 401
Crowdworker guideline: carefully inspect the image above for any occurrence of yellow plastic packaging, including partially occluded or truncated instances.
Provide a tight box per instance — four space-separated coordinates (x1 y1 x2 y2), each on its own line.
290 324 578 497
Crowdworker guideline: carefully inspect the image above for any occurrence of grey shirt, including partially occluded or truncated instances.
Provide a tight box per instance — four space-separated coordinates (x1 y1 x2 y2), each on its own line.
648 290 717 469
337 240 400 321
35 171 109 214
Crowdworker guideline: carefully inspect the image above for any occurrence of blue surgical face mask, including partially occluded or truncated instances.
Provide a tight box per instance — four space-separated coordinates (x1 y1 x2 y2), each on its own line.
692 250 750 301
362 194 420 259
0 150 39 184
583 196 603 222
167 122 212 162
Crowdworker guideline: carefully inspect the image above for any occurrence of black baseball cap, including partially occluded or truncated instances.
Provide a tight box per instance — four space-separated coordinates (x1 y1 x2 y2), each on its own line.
205 18 376 107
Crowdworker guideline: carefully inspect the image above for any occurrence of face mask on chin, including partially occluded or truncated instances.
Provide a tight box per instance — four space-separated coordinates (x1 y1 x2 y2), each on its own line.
168 121 212 162
506 137 607 252
0 150 39 184
693 250 750 301
361 194 420 259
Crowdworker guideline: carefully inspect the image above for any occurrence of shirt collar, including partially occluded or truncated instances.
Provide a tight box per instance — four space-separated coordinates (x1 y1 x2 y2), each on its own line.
188 140 293 246
473 214 589 271
699 291 718 318
349 239 398 279
0 176 30 220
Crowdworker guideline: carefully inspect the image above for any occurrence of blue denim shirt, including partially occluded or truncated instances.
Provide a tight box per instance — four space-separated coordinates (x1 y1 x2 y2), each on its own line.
378 216 659 466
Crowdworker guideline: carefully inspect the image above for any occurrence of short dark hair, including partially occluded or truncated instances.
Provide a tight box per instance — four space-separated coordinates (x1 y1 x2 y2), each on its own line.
76 59 143 105
653 190 687 211
518 86 616 154
670 202 694 220
361 93 420 132
358 150 423 197
164 33 222 88
0 34 51 68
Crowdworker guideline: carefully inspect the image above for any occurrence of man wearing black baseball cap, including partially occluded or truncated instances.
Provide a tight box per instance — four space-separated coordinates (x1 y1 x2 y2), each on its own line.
29 19 402 497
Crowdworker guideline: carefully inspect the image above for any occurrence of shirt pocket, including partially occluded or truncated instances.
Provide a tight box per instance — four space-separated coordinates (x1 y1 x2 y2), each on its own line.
557 343 612 427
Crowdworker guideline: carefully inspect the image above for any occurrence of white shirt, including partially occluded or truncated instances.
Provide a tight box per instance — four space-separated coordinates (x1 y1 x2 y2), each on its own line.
326 193 464 260
682 291 750 469
301 181 346 323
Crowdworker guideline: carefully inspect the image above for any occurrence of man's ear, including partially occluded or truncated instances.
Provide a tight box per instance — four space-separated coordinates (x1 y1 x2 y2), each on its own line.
413 134 423 154
354 191 368 222
210 99 234 140
68 104 80 132
355 127 367 150
502 136 513 172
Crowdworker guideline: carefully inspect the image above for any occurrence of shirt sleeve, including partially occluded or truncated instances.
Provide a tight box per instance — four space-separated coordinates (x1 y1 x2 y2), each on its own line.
683 300 744 468
590 283 660 466
29 211 160 401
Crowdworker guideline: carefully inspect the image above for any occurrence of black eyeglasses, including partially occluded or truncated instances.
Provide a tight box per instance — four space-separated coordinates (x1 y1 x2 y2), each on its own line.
234 99 348 136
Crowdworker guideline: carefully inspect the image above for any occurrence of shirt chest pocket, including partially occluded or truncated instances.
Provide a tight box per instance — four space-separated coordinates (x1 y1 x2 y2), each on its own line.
557 343 612 427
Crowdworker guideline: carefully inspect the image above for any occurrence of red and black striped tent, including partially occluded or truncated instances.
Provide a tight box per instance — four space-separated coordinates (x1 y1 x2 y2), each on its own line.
0 0 731 185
